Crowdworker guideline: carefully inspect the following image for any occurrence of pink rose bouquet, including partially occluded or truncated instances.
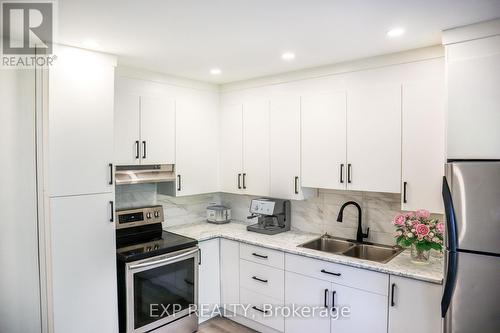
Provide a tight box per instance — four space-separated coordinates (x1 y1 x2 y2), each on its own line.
392 209 444 252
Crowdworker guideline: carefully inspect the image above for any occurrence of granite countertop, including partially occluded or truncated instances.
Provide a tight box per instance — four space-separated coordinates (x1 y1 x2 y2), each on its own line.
165 221 444 284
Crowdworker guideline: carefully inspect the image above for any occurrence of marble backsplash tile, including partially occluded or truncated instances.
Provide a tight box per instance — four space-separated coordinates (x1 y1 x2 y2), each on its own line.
115 184 441 246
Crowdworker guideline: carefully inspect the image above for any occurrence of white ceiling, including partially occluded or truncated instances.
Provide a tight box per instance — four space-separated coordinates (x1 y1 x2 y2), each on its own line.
57 0 500 83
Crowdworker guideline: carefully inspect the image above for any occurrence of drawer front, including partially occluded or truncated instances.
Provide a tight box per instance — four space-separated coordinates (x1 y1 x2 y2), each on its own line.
239 287 284 332
240 259 284 301
285 253 388 295
240 243 284 269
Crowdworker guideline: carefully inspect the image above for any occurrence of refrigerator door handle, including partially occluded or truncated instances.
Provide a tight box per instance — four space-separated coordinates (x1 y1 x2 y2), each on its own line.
442 177 458 252
441 250 458 318
441 176 459 318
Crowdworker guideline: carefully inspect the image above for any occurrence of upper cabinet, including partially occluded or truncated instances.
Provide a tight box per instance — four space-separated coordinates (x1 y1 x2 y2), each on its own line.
301 85 401 194
220 100 270 196
114 93 175 165
175 98 219 196
346 84 402 193
402 81 445 213
270 95 314 200
49 46 115 197
301 91 347 190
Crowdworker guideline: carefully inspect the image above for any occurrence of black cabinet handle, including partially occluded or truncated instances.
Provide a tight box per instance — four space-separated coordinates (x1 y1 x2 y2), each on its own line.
252 276 268 283
403 182 408 203
340 164 344 183
108 163 113 185
347 164 352 183
135 141 140 159
109 201 114 222
391 283 396 306
252 306 268 314
198 248 202 265
324 289 329 308
321 269 341 277
332 291 336 311
238 173 242 189
177 175 181 191
294 176 299 194
142 141 147 159
242 173 247 189
252 253 268 259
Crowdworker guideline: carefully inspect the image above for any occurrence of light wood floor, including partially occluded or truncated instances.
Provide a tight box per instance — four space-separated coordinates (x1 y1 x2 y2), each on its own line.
198 316 257 333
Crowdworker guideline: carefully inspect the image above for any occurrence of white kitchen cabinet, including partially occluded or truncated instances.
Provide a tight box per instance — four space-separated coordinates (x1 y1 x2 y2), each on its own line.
114 93 175 166
220 103 244 193
270 95 314 200
49 46 115 197
301 91 347 190
242 99 270 196
140 96 176 165
331 283 387 333
50 193 118 333
114 92 141 165
346 83 401 193
402 81 445 213
220 239 240 311
198 238 221 323
444 30 500 159
388 275 442 333
176 98 219 196
285 271 331 333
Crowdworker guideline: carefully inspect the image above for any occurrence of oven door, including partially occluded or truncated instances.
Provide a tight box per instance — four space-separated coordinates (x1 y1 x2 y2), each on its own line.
125 247 199 333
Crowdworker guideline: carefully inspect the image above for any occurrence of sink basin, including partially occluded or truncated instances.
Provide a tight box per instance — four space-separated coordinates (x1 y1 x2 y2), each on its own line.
299 235 355 254
298 234 404 263
342 244 404 263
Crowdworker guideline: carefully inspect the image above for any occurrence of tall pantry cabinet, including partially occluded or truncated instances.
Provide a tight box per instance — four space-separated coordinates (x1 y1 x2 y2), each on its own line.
48 45 118 333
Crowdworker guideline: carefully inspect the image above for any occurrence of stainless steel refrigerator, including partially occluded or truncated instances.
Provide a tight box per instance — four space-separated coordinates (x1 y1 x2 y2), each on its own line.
442 161 500 333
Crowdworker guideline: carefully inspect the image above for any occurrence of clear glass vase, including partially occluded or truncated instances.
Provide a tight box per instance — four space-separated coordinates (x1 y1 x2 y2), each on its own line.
410 243 431 264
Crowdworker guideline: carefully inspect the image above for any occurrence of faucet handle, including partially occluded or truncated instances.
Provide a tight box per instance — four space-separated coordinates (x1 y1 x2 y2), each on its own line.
363 227 370 238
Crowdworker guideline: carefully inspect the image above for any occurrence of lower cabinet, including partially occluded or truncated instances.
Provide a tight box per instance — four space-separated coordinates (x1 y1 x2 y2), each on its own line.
198 239 221 323
220 239 240 311
388 275 442 333
50 193 118 333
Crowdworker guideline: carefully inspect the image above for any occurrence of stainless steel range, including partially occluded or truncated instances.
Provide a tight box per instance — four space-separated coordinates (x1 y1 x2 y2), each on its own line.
116 205 199 333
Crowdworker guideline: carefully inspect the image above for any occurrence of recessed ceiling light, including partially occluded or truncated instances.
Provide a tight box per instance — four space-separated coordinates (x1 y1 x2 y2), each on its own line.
281 52 295 61
82 39 99 49
387 27 405 38
210 68 221 75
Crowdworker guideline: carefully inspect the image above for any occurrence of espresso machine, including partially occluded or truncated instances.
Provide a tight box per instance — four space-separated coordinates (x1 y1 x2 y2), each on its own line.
246 198 291 235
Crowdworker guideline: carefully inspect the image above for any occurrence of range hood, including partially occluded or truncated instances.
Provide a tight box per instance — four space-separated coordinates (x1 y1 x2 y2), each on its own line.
115 164 175 185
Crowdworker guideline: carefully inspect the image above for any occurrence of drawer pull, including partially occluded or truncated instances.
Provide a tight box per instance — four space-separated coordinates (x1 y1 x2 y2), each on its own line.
321 269 341 277
252 276 268 283
252 306 269 315
252 253 268 259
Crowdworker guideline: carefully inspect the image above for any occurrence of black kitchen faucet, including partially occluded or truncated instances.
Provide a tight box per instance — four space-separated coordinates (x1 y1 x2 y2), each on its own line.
336 201 370 243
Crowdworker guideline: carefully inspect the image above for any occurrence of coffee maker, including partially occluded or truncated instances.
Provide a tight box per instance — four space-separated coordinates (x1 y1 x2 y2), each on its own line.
246 198 291 235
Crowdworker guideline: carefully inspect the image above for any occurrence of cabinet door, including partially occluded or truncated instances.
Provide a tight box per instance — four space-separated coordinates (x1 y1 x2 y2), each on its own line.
388 276 442 333
402 81 445 213
220 239 240 311
331 283 387 333
243 99 270 196
220 103 243 193
140 96 175 165
198 239 221 324
270 96 304 199
301 92 347 190
49 46 114 196
284 272 331 333
50 193 118 333
347 84 401 193
176 98 219 196
114 92 140 165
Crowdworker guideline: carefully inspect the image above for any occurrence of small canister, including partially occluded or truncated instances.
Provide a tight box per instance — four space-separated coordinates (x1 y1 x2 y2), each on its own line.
206 205 231 224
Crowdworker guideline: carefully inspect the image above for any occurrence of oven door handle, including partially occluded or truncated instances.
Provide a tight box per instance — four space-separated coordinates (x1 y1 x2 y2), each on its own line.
128 247 199 270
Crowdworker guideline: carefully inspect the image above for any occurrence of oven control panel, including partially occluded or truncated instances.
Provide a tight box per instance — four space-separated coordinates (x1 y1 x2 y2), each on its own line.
116 205 164 229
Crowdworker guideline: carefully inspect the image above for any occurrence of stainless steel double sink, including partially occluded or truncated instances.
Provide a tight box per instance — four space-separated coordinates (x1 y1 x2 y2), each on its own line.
298 234 404 264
